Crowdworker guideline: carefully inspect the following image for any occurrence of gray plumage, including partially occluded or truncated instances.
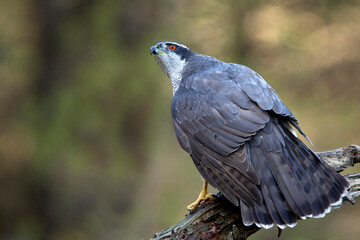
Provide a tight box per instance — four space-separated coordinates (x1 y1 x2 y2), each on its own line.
150 41 349 229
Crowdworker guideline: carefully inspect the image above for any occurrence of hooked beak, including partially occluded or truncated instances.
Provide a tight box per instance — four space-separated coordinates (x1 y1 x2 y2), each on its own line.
150 44 163 55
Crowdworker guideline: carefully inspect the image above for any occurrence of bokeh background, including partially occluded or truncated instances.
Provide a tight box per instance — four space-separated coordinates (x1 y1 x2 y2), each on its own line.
1 0 359 239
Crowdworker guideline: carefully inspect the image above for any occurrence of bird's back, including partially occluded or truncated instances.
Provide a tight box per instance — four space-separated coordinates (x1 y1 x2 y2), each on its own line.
171 55 349 229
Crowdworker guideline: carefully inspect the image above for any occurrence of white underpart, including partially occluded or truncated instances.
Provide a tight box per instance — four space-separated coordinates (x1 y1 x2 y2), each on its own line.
288 126 298 137
154 52 186 95
283 121 298 137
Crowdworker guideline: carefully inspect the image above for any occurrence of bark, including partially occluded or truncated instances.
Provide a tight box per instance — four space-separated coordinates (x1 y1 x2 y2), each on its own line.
151 145 360 240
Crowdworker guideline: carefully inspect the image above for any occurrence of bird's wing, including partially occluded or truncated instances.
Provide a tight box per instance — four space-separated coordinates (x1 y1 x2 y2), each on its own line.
172 69 273 156
226 64 295 119
172 64 348 228
171 70 272 206
228 64 311 140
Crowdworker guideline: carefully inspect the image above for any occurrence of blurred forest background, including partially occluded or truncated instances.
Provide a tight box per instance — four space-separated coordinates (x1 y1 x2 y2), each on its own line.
0 0 359 239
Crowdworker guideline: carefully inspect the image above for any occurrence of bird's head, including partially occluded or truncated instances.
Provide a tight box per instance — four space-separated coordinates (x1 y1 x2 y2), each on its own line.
150 41 193 93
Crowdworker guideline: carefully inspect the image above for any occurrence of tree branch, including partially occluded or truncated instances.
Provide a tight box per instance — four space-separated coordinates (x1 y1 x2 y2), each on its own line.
151 145 360 240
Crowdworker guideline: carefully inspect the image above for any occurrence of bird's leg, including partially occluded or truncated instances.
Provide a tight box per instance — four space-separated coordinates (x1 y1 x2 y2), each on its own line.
187 180 215 212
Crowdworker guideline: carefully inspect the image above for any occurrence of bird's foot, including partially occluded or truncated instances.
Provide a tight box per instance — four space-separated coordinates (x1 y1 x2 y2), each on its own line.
187 181 215 212
187 193 215 212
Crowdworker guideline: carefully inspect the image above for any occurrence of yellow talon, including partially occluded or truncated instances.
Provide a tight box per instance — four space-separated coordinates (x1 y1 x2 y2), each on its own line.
187 181 215 211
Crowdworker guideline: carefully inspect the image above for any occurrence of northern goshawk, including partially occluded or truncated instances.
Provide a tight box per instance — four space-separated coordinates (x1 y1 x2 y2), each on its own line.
150 41 349 229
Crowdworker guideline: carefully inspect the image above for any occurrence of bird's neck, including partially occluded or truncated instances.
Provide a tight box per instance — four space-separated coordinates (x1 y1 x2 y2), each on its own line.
170 73 182 95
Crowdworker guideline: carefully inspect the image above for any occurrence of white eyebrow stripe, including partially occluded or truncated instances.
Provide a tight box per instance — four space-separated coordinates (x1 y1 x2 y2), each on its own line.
164 41 189 50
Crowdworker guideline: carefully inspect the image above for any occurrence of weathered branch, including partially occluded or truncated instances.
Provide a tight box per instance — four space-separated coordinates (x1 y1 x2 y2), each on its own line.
151 145 360 240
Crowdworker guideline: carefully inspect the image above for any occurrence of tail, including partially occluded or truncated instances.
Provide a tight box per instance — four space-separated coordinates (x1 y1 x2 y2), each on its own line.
240 116 349 229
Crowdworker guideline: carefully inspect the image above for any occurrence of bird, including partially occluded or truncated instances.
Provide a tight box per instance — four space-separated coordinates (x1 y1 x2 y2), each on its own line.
150 41 349 229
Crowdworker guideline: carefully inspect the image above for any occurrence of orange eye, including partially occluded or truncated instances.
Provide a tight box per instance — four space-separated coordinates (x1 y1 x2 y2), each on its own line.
169 45 177 51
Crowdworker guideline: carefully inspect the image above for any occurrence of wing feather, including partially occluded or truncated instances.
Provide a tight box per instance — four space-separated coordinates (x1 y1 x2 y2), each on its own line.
171 61 348 229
